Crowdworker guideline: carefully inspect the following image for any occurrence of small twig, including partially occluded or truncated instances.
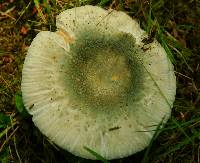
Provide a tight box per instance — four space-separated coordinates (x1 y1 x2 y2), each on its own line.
0 126 19 152
11 117 22 163
189 121 200 128
13 130 22 163
0 6 16 21
174 71 193 80
9 144 14 161
196 63 199 72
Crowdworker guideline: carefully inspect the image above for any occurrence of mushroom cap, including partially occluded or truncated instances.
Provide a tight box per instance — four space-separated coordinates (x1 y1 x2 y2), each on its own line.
21 5 176 160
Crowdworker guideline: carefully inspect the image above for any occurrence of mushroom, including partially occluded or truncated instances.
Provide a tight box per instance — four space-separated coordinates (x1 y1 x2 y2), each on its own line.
21 5 176 160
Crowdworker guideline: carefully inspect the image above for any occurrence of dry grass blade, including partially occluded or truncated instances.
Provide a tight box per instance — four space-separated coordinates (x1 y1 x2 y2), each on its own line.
0 126 19 152
15 1 31 24
33 0 47 23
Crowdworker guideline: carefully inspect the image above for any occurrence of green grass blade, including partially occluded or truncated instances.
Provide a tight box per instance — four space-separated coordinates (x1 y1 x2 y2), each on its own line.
15 1 31 24
164 32 193 72
0 113 10 129
15 94 25 113
15 93 31 118
163 117 200 131
98 0 111 7
0 125 13 139
141 118 165 163
146 5 152 34
171 117 193 143
157 25 176 64
44 0 54 24
152 0 164 9
144 7 175 64
0 146 9 163
159 135 196 157
33 0 47 23
84 146 109 163
44 0 51 15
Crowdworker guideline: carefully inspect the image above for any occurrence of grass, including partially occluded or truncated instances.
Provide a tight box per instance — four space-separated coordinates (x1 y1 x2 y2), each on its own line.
84 146 110 163
0 0 200 162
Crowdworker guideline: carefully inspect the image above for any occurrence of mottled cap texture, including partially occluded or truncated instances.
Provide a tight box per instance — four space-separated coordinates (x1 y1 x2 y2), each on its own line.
21 5 176 160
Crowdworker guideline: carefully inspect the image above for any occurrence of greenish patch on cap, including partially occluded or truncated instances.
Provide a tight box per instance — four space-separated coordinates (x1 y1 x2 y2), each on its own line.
60 28 146 113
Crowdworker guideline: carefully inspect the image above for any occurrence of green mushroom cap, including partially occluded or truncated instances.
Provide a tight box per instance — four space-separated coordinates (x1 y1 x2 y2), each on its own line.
21 5 176 160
